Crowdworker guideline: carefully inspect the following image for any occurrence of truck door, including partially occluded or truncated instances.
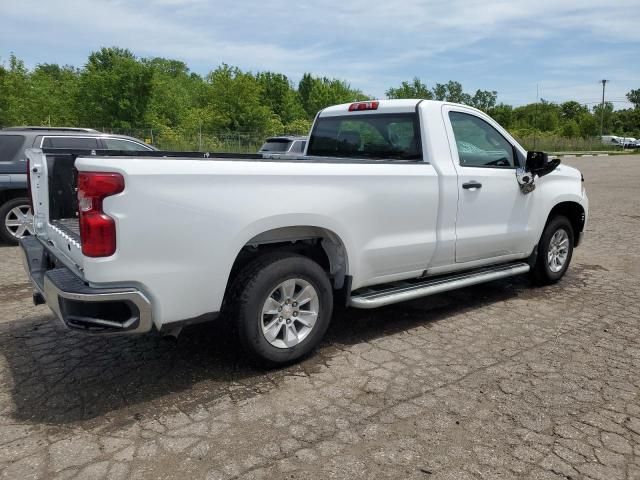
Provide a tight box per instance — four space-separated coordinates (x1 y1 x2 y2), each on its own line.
443 106 534 263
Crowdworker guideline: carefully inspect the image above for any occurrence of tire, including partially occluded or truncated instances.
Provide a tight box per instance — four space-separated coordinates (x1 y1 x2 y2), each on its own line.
0 197 34 245
226 252 333 366
531 215 574 285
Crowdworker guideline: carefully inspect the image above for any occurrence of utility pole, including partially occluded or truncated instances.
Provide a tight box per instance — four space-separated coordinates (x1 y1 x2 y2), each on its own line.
599 79 608 137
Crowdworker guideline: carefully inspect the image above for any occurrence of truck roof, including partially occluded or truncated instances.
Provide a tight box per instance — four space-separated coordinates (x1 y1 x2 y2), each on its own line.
318 99 470 118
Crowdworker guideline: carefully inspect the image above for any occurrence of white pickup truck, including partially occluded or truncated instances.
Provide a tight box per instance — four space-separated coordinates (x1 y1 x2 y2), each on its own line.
20 99 588 365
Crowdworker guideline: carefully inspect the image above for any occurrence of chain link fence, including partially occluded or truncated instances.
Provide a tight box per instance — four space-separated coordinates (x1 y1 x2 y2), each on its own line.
514 135 618 153
94 128 277 153
90 127 625 154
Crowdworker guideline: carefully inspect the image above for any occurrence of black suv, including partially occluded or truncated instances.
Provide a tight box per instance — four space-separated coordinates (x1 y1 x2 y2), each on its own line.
0 127 155 244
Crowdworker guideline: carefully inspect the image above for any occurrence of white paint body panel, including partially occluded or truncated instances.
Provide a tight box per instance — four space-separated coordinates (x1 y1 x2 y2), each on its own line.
29 100 588 330
75 158 440 327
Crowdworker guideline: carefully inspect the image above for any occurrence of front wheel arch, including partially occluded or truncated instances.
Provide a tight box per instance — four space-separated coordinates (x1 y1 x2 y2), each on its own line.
545 201 585 247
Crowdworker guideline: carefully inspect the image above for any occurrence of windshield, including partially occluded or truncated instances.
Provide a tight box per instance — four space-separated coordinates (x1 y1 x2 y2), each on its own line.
306 113 422 160
260 140 290 152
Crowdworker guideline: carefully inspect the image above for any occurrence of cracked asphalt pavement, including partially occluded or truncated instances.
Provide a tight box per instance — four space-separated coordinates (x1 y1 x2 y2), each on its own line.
1 155 640 480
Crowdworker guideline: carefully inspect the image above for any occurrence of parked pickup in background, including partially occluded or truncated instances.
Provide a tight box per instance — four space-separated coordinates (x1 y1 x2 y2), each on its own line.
0 127 155 244
20 99 588 365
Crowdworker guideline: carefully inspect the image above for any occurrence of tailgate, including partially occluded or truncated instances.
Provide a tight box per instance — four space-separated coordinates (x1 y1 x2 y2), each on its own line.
26 149 84 270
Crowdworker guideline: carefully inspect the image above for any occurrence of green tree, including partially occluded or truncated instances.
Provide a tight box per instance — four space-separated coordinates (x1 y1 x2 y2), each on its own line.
0 54 32 125
76 47 153 128
488 104 513 129
578 114 598 138
142 57 204 130
512 100 561 132
30 63 80 126
284 118 312 135
612 108 640 137
386 77 433 100
256 72 304 124
592 102 614 135
300 75 367 118
560 120 580 138
298 73 315 117
560 101 588 121
205 64 271 132
0 62 7 126
626 89 640 109
469 89 497 111
433 81 470 104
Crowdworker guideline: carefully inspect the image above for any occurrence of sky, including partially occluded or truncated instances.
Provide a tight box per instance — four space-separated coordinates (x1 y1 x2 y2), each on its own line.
1 0 638 108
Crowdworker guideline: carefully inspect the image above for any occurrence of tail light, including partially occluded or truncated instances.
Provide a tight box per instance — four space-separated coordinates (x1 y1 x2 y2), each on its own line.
77 172 124 257
348 101 379 111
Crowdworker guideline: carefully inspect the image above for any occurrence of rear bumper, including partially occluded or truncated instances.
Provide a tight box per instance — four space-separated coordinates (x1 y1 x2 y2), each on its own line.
20 236 153 334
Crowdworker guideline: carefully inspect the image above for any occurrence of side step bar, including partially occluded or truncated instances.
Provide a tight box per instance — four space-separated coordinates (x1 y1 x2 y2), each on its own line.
350 262 530 309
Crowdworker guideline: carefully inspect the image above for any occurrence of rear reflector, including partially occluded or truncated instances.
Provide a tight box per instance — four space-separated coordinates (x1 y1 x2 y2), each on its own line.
77 172 124 257
348 101 379 112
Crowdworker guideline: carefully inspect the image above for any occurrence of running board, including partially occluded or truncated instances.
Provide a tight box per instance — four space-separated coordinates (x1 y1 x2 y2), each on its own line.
350 262 530 309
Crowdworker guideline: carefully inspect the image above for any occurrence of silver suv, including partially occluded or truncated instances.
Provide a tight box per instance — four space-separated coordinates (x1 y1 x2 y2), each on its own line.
0 127 155 244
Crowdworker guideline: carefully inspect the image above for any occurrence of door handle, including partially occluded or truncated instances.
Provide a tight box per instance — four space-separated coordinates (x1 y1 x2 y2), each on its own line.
462 181 482 190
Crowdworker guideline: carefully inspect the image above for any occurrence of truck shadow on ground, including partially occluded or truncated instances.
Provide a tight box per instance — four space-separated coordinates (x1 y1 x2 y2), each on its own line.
1 275 537 426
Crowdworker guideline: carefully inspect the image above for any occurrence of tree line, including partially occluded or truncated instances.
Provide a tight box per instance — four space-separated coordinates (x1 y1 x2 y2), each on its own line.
1 47 639 147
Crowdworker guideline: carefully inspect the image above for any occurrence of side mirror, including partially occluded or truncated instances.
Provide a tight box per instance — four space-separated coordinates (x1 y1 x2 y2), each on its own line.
526 151 560 178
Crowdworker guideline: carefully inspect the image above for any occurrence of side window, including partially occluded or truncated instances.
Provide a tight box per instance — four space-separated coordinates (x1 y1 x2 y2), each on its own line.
0 135 26 161
289 141 304 154
449 112 516 168
102 138 150 151
42 137 100 149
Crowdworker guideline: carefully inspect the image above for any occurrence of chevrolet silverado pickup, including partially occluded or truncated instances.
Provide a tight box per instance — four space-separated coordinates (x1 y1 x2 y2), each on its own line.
20 99 588 365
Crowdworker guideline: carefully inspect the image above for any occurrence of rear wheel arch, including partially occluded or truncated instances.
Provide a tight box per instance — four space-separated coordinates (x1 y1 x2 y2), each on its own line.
226 226 350 293
0 188 29 205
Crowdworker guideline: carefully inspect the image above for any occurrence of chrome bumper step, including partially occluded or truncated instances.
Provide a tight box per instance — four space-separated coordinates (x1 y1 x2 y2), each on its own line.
350 262 530 309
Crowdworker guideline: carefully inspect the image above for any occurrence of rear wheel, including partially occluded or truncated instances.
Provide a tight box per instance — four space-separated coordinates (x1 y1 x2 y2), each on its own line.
0 197 34 245
226 253 333 366
531 215 574 285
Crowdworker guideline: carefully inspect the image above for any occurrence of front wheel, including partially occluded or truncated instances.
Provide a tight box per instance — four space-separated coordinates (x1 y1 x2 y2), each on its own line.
531 215 574 285
226 253 333 366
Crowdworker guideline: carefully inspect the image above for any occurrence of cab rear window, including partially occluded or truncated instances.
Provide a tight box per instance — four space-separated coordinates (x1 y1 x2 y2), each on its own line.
307 113 421 160
0 135 26 161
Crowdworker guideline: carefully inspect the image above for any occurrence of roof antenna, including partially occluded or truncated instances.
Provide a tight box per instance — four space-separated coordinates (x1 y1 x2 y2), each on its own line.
533 83 539 150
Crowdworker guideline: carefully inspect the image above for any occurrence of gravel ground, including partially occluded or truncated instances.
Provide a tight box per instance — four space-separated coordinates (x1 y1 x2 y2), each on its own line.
0 156 639 480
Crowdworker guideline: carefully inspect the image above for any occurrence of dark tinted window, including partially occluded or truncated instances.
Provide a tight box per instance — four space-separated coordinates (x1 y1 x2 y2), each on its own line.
102 138 150 151
0 135 25 161
307 114 421 160
42 137 100 149
449 112 515 168
260 140 289 152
